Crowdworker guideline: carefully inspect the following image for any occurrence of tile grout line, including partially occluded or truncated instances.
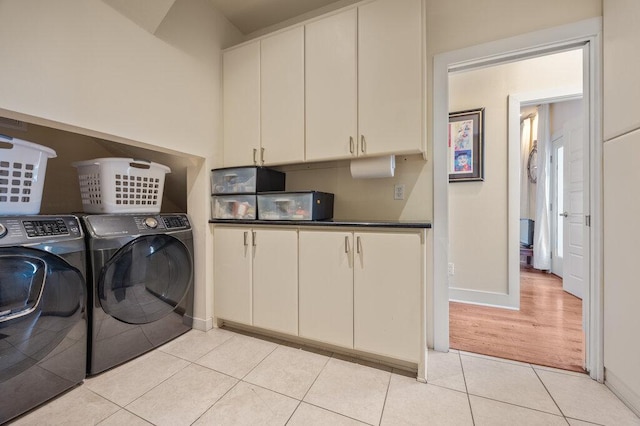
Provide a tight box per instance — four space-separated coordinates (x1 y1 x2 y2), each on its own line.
458 352 476 426
283 349 332 425
376 369 393 426
532 366 569 421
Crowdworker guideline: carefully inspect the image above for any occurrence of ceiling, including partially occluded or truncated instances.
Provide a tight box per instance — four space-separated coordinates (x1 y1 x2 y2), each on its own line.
209 0 351 34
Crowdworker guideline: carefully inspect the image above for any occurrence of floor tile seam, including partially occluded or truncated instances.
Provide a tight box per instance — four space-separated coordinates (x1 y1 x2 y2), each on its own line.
531 365 589 378
457 350 476 426
294 401 377 426
237 341 280 381
189 342 277 382
468 392 566 418
376 370 393 426
564 416 606 425
118 358 194 410
186 334 237 364
459 351 537 370
95 406 153 426
297 353 331 402
188 378 244 426
236 377 303 402
532 366 568 418
423 381 469 396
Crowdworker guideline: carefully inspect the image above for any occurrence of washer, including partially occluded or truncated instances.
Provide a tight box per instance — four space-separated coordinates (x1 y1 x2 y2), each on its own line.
0 215 87 424
82 213 193 375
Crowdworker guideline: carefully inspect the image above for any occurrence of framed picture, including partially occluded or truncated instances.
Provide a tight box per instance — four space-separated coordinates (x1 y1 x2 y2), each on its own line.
448 108 485 182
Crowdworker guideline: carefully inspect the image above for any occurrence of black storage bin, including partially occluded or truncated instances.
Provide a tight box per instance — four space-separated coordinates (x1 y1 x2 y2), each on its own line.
257 191 334 221
211 166 285 194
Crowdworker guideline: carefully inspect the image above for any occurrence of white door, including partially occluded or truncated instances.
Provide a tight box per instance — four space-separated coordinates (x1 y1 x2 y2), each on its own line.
562 119 587 299
551 135 564 277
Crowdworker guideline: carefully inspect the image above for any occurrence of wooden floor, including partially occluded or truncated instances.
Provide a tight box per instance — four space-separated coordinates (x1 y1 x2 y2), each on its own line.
449 269 585 372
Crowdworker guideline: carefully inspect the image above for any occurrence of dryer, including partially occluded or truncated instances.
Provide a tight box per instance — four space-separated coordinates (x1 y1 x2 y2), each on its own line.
82 213 193 375
0 215 87 424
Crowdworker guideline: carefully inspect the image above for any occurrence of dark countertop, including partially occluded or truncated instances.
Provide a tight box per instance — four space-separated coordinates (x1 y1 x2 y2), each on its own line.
209 219 431 229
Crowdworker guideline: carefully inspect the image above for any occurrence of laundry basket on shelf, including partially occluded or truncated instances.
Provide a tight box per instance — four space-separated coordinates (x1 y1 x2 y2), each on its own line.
73 158 170 213
0 134 57 215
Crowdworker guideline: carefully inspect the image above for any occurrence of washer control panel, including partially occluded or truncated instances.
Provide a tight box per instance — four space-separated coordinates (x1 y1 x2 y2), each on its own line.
0 216 82 245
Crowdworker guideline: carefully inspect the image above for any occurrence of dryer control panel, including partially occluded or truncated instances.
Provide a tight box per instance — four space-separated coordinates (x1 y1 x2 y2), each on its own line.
84 214 191 237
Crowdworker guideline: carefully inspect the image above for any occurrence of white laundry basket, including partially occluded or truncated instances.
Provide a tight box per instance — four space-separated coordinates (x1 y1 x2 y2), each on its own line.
73 158 171 213
0 134 57 215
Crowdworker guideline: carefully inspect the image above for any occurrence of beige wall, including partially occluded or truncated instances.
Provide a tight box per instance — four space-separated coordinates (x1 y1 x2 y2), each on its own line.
448 50 582 295
0 0 243 328
603 0 640 414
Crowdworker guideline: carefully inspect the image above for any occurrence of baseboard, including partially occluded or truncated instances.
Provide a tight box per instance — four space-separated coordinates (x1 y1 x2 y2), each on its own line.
191 316 213 331
449 287 519 310
605 368 640 418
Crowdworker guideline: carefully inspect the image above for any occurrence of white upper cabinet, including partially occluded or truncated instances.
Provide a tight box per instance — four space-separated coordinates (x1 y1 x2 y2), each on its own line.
358 0 423 156
261 27 305 165
223 0 424 166
305 8 358 161
223 41 260 168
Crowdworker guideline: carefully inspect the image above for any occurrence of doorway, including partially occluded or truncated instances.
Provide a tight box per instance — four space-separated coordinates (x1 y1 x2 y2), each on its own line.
432 18 603 381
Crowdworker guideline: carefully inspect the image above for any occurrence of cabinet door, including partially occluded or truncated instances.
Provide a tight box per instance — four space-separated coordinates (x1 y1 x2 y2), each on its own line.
305 9 358 161
223 41 261 167
603 0 640 140
354 232 421 362
358 0 423 156
213 227 252 324
299 231 354 348
252 229 298 334
261 26 305 165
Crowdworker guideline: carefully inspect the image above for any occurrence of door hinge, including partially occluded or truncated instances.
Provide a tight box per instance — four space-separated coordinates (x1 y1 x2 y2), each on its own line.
585 215 591 227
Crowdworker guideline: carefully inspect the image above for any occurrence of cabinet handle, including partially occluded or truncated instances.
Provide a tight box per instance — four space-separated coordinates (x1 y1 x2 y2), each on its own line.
360 135 366 154
356 236 361 254
252 231 257 246
344 236 349 253
260 147 265 165
243 231 248 246
253 148 257 165
349 136 354 154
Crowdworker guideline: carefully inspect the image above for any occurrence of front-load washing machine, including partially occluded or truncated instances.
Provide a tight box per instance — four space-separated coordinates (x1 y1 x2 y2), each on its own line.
0 215 87 424
82 213 193 375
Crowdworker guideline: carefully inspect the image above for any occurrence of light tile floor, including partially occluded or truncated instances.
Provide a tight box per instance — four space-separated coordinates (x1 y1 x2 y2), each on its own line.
11 328 640 426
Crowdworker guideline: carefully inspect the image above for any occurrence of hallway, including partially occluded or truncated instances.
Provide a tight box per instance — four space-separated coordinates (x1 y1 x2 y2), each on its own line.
450 269 584 372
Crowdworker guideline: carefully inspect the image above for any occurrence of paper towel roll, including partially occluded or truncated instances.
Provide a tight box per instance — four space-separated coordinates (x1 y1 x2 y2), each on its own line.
350 155 395 179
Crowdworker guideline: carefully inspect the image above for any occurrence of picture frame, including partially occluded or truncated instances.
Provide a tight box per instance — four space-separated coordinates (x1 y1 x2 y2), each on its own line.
448 108 485 182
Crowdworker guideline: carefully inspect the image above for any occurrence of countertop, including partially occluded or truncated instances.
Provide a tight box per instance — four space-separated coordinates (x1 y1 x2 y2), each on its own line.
209 219 431 229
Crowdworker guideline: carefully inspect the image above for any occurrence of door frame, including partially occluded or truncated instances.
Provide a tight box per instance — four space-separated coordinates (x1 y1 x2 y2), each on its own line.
432 17 603 381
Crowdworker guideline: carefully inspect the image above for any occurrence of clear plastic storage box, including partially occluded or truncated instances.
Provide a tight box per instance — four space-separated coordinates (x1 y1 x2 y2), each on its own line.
0 134 57 215
211 166 285 194
211 195 256 220
73 158 170 213
257 191 334 221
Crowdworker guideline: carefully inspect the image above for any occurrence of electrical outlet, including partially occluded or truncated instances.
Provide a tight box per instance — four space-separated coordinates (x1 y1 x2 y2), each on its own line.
448 263 455 275
394 184 405 200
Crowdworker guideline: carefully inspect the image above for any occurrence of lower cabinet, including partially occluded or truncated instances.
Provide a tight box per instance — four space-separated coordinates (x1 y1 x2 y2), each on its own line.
252 228 298 335
299 230 354 348
213 227 298 334
299 230 422 363
353 232 421 363
214 226 423 365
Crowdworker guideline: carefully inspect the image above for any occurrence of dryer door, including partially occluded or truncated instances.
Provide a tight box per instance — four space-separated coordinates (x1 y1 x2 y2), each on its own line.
0 247 85 381
98 234 192 324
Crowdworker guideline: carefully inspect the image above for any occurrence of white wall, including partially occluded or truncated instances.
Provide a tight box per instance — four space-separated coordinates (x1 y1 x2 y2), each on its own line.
603 0 640 415
0 0 243 328
447 51 582 296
